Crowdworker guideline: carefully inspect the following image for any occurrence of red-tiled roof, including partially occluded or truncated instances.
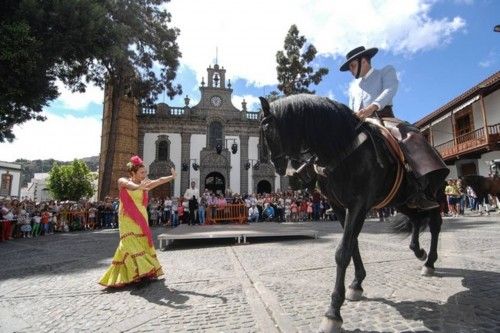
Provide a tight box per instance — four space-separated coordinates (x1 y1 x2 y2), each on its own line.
415 71 500 127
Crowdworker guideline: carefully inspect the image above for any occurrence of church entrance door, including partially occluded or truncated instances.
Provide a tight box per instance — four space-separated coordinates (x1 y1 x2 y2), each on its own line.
257 180 272 194
205 172 225 195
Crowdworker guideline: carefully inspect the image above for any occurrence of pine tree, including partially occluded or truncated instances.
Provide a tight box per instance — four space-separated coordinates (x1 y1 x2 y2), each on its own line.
275 25 329 96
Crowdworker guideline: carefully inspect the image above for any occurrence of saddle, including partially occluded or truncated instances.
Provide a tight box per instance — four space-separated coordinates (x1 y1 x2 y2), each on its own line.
364 117 406 209
364 117 405 165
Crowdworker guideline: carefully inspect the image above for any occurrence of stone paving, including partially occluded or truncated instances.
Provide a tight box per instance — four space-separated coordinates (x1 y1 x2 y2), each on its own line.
0 213 499 332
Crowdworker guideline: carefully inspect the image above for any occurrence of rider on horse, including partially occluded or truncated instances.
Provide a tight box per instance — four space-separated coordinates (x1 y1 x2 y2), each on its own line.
340 46 449 211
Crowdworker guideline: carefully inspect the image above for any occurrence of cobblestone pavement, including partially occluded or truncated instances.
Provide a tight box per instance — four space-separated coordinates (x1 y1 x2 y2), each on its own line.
0 213 499 332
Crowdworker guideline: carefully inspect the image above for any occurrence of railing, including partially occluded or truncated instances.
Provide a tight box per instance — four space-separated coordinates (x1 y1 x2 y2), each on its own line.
170 107 185 116
141 105 156 115
435 123 500 159
205 204 247 225
245 112 259 120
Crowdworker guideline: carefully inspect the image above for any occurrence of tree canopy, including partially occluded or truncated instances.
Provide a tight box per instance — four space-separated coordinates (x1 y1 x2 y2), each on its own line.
275 24 329 96
47 160 95 201
0 0 182 142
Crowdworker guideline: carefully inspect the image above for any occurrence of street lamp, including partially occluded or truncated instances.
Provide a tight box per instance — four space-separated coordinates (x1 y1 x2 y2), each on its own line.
215 138 238 155
182 159 199 171
494 25 500 32
244 159 260 170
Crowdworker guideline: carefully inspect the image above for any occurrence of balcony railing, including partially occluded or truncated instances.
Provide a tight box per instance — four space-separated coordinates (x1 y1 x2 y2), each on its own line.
245 112 259 120
435 123 500 159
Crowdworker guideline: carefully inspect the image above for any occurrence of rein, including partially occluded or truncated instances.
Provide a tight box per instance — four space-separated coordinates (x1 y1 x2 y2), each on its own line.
291 121 404 209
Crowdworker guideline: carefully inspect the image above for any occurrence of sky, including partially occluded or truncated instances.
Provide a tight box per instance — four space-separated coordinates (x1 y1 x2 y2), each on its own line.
1 0 499 162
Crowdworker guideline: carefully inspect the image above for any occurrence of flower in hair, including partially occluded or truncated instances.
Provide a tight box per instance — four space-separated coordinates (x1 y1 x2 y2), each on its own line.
127 155 143 167
130 155 143 166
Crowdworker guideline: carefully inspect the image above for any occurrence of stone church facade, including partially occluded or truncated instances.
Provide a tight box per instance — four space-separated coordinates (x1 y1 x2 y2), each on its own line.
99 62 283 199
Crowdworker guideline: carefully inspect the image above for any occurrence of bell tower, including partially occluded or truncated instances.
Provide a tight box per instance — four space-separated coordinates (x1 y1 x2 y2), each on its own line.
98 84 139 200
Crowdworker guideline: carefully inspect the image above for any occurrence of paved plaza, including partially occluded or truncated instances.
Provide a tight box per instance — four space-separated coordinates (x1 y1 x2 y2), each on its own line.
0 214 499 333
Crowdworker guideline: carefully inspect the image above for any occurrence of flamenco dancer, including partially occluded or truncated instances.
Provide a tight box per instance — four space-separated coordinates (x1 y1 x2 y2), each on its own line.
99 155 176 288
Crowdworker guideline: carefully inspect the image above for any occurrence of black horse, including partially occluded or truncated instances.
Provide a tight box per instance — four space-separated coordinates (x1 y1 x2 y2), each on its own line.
459 175 500 214
259 94 449 333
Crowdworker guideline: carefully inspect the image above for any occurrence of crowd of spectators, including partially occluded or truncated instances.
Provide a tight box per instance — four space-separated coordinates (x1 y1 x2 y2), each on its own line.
146 189 337 227
3 180 497 242
0 197 119 242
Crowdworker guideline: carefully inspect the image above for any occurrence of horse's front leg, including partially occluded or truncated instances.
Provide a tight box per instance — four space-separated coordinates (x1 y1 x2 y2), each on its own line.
346 240 366 301
422 209 442 276
320 207 366 333
332 208 366 302
409 217 428 262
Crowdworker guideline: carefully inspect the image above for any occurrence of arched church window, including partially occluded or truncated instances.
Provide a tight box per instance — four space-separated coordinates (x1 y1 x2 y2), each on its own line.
155 135 170 161
208 121 223 149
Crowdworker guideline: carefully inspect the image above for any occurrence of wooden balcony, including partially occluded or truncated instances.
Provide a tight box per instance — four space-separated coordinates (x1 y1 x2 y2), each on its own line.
435 123 500 160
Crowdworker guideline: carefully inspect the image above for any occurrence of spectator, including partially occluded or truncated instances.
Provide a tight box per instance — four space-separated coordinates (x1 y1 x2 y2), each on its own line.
248 204 259 223
188 195 199 226
262 203 275 222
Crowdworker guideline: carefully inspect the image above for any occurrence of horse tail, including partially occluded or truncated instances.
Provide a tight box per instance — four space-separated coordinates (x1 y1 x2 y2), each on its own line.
389 212 430 235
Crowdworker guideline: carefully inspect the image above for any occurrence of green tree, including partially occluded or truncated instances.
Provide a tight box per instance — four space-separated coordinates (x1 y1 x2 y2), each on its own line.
275 24 329 96
47 160 94 201
0 0 182 142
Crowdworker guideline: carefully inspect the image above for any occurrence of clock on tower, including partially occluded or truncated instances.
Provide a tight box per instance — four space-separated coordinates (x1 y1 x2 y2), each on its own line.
210 95 222 107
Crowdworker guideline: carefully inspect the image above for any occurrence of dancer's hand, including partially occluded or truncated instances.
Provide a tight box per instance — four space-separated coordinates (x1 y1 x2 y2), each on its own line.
170 168 177 179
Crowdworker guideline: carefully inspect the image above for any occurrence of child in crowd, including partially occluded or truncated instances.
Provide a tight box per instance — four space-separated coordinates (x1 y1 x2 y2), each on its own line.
41 209 50 235
32 212 41 237
19 208 32 238
87 205 97 230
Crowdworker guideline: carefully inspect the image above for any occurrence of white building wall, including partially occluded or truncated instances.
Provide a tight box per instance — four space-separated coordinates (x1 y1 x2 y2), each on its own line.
274 173 280 192
143 133 182 197
478 151 500 176
471 102 485 130
430 116 453 146
248 136 259 194
484 90 500 125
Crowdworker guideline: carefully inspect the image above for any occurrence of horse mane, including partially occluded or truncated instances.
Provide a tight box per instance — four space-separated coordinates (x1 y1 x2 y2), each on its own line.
271 94 360 159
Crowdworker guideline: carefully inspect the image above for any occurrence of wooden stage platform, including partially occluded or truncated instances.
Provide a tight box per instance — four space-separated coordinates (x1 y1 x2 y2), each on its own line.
157 223 319 250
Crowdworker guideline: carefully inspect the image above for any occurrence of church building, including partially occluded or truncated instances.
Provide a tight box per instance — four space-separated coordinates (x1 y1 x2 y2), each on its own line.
98 62 283 200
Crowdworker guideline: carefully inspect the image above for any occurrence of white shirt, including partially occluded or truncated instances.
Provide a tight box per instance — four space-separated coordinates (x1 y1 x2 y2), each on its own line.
184 187 200 201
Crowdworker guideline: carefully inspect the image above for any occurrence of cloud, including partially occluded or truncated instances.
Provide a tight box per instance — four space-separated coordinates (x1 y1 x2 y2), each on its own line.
479 50 497 68
168 0 466 86
231 94 261 112
55 80 103 110
0 112 102 162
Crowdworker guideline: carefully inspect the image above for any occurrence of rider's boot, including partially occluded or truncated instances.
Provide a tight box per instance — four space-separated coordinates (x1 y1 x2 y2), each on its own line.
405 174 439 211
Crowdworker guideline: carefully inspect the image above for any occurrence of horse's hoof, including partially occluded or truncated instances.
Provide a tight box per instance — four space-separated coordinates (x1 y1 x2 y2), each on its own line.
418 250 428 261
318 317 342 333
421 266 435 276
346 287 363 301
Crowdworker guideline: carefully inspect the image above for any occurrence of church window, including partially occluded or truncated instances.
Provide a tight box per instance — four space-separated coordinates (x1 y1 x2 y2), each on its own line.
156 135 170 161
209 121 223 149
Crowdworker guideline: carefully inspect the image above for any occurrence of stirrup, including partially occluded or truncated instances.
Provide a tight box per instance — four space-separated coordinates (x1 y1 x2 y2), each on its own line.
406 193 439 211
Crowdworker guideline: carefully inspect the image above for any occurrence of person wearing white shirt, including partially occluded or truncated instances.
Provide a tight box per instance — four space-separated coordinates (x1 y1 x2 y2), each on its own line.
248 204 259 223
184 181 200 201
340 46 448 211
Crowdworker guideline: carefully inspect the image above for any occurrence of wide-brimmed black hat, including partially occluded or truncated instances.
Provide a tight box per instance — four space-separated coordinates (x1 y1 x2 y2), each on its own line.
339 46 378 71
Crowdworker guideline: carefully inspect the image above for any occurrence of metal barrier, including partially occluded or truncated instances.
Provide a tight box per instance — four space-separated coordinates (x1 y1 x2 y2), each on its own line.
205 204 247 225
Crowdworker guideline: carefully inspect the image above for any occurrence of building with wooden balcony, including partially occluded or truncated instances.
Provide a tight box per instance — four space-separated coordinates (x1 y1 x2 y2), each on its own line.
415 71 500 178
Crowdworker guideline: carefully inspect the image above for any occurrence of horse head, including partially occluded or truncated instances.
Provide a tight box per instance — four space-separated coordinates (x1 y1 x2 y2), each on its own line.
259 97 287 175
